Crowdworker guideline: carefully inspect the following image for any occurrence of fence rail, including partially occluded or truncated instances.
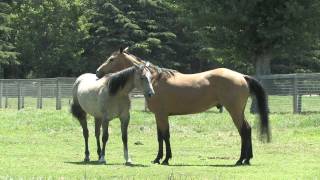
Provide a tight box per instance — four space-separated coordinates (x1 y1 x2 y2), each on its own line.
1 73 320 113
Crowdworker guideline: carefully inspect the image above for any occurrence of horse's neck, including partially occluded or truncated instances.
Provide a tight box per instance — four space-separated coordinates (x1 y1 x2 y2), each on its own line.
119 77 135 95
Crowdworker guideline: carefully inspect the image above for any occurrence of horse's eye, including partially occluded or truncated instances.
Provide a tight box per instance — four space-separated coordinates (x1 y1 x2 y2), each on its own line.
109 58 114 62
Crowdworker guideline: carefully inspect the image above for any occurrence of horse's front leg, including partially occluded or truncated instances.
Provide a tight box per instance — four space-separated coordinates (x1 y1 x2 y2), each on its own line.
120 114 132 165
99 117 109 164
152 128 163 164
153 114 171 165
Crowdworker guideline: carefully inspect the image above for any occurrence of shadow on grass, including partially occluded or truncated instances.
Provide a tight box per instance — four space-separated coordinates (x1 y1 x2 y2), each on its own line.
64 161 149 167
169 164 237 167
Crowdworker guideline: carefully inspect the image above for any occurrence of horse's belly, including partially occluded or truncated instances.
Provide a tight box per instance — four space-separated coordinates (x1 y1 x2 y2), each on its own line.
168 98 217 115
148 90 217 115
78 94 103 118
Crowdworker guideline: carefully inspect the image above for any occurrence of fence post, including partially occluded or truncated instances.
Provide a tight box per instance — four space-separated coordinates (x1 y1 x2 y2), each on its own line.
5 83 8 108
0 80 2 108
17 81 22 110
219 106 224 113
298 95 302 112
37 79 42 109
292 76 301 113
21 85 24 109
56 78 61 110
144 99 148 111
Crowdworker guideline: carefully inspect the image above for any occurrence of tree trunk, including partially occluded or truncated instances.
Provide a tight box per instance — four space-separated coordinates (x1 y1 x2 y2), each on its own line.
0 65 3 79
255 53 271 76
250 53 272 113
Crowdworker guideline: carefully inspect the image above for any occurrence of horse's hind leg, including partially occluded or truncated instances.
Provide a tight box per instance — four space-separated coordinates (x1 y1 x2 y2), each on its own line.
120 114 132 165
71 100 89 162
236 119 253 165
94 118 102 160
99 117 109 164
225 105 253 166
79 117 90 162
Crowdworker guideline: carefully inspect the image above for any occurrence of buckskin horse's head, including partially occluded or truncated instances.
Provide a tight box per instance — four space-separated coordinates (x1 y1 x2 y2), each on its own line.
96 47 142 78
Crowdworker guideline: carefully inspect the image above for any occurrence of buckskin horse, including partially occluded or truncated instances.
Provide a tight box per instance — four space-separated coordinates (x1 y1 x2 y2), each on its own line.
71 64 155 165
96 47 271 165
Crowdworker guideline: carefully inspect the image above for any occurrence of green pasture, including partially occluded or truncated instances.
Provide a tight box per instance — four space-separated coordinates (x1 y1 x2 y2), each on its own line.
2 95 320 113
0 98 320 179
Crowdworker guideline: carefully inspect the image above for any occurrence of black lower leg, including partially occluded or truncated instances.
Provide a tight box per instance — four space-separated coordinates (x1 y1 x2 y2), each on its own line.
80 119 90 162
100 120 109 160
84 129 89 157
96 138 101 159
101 131 109 156
95 118 102 159
161 129 172 165
243 127 253 165
236 137 246 166
236 123 253 166
153 128 163 164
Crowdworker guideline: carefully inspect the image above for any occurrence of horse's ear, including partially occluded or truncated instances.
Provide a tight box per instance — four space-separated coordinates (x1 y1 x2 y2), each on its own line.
119 47 124 53
119 46 129 54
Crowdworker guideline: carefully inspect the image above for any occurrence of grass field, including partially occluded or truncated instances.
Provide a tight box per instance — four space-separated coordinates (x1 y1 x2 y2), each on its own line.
0 99 320 179
2 95 320 113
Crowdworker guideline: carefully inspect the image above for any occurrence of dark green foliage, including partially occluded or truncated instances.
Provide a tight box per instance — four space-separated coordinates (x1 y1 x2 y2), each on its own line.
83 0 190 72
2 0 320 78
0 1 18 78
12 0 88 78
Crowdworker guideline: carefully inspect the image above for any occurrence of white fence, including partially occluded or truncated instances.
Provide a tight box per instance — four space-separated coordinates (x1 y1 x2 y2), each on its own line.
1 73 320 113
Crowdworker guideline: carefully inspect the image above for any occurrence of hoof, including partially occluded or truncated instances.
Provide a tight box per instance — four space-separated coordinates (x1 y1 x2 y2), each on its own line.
98 157 106 164
125 161 133 166
152 159 160 164
161 161 169 165
235 159 251 166
84 157 90 162
235 160 243 166
243 159 251 166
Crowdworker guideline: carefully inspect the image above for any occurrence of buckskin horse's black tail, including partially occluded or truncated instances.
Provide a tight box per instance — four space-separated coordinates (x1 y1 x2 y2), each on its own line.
244 75 271 142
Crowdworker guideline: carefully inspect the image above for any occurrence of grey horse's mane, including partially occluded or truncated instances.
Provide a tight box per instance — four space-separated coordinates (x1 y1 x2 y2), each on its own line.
108 66 136 96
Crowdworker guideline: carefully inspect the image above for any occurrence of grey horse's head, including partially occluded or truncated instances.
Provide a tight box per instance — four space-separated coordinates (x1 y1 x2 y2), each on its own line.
133 63 155 98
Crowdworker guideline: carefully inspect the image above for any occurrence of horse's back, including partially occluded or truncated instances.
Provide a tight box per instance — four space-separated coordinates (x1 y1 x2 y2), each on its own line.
75 73 99 89
74 73 106 118
164 68 248 91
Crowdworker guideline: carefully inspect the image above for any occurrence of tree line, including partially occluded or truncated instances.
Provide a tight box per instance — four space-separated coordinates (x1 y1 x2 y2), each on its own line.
1 0 320 78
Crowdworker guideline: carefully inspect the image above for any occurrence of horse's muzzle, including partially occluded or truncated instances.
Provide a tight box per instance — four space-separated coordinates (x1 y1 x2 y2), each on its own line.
147 91 155 98
96 71 102 78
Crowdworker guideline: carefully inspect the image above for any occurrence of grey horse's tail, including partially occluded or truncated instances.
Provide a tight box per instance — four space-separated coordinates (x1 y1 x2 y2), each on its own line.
244 75 271 143
70 81 86 121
